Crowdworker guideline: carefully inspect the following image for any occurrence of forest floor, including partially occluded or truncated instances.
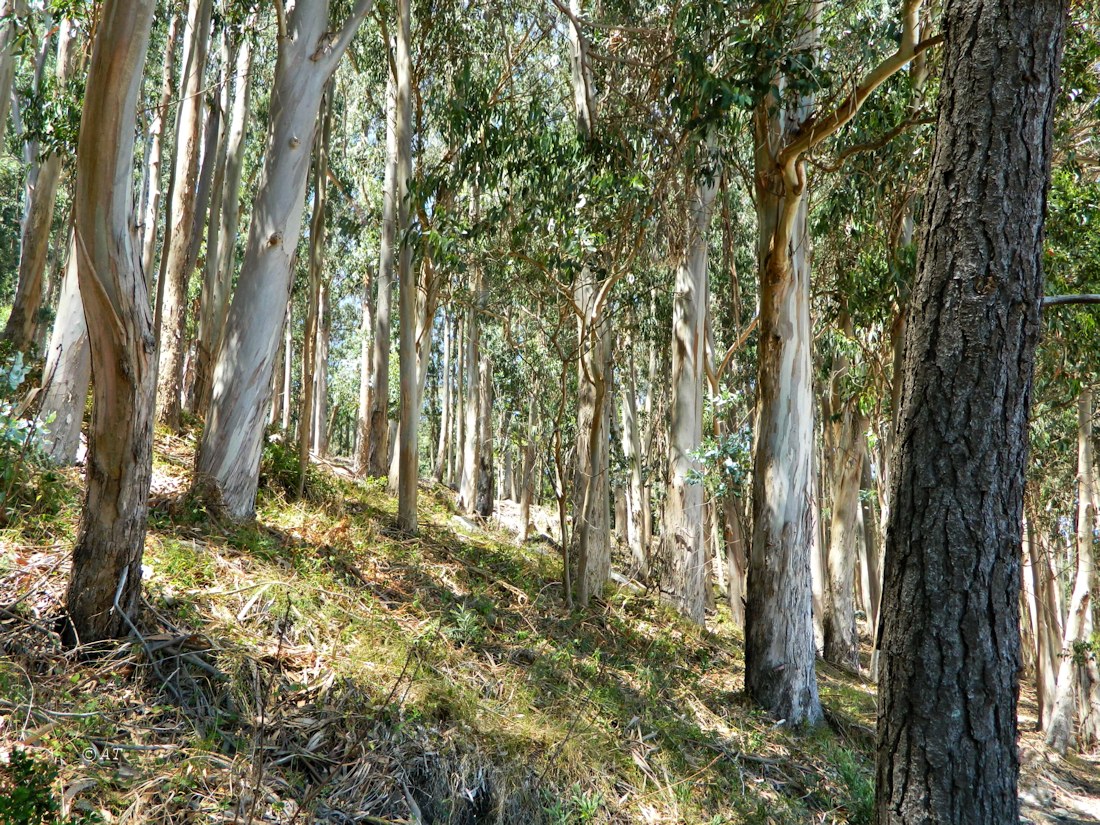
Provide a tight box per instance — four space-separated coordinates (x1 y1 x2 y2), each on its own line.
0 428 1096 824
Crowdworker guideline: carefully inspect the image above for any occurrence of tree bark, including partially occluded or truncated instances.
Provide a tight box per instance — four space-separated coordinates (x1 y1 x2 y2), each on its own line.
298 89 331 498
433 310 452 482
394 0 417 533
141 13 180 280
3 19 81 352
744 62 822 726
660 155 717 624
874 0 1066 819
458 188 485 513
362 68 396 477
195 0 372 518
0 0 23 160
620 330 647 574
37 234 90 465
63 0 157 644
1045 388 1098 753
154 0 213 431
194 30 253 418
474 355 494 518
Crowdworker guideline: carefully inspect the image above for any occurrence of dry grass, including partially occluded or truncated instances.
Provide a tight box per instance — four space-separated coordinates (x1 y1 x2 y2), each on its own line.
0 428 899 824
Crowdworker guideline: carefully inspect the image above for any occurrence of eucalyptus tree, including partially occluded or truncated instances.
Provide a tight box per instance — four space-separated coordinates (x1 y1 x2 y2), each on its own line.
193 23 255 417
874 0 1067 819
195 0 373 518
63 0 157 643
140 12 180 280
2 17 81 352
155 0 213 431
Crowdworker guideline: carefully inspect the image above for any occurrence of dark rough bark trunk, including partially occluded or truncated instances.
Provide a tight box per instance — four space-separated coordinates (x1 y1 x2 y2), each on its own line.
63 0 156 644
874 1 1066 821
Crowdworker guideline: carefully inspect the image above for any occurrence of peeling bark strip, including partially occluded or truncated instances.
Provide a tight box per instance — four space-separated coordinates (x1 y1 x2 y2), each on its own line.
873 1 1067 822
64 0 157 644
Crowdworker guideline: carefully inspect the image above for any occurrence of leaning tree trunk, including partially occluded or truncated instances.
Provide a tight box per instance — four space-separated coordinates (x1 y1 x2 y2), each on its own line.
0 0 23 159
361 68 396 477
874 0 1066 820
393 0 417 533
1045 388 1098 753
37 235 90 465
63 0 157 644
2 19 80 352
660 155 717 624
195 0 373 519
154 0 213 431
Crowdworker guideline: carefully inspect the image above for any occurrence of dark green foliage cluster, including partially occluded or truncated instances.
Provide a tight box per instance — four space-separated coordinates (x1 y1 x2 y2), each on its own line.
0 749 96 825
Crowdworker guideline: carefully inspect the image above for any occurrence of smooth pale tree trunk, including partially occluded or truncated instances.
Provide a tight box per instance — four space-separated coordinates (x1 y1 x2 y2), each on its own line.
474 356 494 518
298 91 330 498
874 0 1066 819
192 32 252 417
192 33 236 416
280 301 293 433
572 271 612 606
195 0 373 519
2 19 80 352
37 235 89 465
620 331 647 574
1027 511 1062 727
517 394 538 541
362 69 396 477
63 0 157 644
0 0 23 158
823 320 868 671
394 0 417 533
141 13 180 278
722 487 748 630
313 279 330 454
458 190 486 513
452 316 465 486
1046 389 1098 753
660 156 717 624
744 82 822 726
433 311 452 482
155 0 213 431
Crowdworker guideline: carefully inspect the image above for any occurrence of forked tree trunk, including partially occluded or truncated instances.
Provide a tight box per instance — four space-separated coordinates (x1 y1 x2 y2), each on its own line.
744 85 822 726
1046 388 1098 753
874 0 1066 819
3 19 80 352
195 0 372 518
37 235 90 465
660 155 717 624
63 0 157 644
362 69 396 477
155 0 213 431
394 0 417 533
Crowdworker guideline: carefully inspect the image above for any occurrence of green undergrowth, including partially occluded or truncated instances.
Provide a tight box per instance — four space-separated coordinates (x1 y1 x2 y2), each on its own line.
0 428 878 824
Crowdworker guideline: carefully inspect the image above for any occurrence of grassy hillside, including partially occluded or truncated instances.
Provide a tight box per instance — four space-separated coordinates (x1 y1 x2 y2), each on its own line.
0 428 1083 824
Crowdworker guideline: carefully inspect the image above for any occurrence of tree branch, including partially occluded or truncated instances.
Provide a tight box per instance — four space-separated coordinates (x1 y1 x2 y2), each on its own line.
1043 294 1100 307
